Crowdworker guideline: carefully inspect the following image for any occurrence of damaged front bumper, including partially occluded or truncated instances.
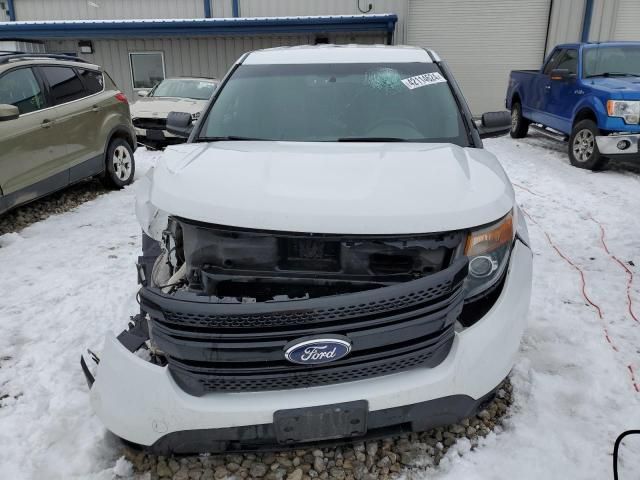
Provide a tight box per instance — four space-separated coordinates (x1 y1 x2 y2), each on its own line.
85 241 532 453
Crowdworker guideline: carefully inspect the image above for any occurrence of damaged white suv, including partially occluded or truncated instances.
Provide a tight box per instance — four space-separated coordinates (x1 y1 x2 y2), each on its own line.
83 45 532 454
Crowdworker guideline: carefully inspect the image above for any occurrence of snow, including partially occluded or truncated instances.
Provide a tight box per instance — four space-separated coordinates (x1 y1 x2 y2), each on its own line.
1 139 639 479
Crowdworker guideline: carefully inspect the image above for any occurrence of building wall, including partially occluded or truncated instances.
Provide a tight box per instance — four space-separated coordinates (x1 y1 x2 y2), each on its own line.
44 32 386 98
546 0 585 52
13 0 408 42
14 0 205 20
215 0 408 44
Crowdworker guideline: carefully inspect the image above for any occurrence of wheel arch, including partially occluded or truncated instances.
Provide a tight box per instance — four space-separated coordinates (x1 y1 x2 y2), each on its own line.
573 107 597 127
106 126 136 154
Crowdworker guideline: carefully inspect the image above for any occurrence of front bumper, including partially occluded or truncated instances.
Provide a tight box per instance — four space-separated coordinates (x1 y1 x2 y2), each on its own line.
89 241 532 452
596 133 640 155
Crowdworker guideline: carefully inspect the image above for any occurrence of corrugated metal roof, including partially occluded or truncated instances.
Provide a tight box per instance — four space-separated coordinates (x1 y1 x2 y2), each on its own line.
0 14 398 39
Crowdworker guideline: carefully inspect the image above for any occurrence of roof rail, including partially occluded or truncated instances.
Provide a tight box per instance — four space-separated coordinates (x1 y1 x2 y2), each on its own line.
0 53 89 65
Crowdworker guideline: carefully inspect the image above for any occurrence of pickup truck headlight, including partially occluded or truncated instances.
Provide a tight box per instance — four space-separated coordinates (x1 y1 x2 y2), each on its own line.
464 211 514 299
607 100 640 124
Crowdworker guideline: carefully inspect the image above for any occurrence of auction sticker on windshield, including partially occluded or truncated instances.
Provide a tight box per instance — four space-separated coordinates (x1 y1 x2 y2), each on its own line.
401 72 447 90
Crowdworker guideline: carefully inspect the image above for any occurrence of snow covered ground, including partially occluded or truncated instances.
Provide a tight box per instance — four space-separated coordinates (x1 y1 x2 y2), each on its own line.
1 137 639 480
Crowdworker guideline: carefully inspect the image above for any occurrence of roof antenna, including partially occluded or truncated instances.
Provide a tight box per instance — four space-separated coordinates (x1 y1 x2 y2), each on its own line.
357 0 372 14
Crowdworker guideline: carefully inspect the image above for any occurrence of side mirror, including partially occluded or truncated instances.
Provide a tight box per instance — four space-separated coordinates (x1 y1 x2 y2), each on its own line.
166 111 193 138
550 68 575 81
0 104 20 122
137 90 149 97
476 111 511 139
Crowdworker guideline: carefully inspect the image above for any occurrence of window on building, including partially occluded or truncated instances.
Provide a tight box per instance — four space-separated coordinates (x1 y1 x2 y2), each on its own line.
77 68 104 95
129 52 165 89
40 66 86 104
0 67 46 114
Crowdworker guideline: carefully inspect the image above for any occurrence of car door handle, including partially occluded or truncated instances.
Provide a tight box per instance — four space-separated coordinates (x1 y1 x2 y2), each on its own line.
91 105 102 112
40 119 54 128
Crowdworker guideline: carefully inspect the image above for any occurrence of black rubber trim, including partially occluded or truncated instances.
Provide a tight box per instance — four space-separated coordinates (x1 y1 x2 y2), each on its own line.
135 383 502 455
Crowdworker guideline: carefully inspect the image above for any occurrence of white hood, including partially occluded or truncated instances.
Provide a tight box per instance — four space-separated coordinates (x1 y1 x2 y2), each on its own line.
130 97 207 118
144 141 515 235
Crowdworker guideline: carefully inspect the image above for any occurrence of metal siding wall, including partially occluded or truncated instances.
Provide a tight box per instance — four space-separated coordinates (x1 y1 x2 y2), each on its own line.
234 0 406 43
407 0 551 114
588 0 619 41
14 0 203 20
611 0 640 41
546 0 585 51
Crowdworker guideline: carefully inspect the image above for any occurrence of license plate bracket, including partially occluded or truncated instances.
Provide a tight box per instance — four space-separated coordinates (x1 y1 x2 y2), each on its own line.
274 400 368 444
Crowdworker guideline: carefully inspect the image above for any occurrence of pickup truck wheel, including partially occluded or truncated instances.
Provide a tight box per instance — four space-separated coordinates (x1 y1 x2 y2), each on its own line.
509 103 529 139
568 120 608 171
101 138 136 189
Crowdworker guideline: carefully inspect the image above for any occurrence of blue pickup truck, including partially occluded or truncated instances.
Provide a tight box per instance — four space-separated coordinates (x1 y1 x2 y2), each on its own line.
506 42 640 170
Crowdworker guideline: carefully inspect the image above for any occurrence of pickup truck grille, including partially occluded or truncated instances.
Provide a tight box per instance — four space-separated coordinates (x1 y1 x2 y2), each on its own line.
141 257 468 395
132 117 166 130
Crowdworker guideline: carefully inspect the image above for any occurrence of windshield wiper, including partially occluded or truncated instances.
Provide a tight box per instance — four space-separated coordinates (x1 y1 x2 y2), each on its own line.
585 72 640 78
195 136 269 142
337 137 409 142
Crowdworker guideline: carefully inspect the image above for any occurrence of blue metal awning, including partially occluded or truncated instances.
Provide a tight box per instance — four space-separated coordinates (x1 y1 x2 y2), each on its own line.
0 14 397 39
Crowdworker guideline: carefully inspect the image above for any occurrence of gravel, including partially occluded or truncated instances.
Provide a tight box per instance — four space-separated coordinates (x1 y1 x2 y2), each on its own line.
122 379 513 480
0 179 108 236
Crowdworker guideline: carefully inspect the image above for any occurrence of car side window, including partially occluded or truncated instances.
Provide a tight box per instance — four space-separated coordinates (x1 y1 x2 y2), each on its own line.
554 49 578 75
77 68 104 95
543 49 563 75
0 67 46 115
40 66 86 105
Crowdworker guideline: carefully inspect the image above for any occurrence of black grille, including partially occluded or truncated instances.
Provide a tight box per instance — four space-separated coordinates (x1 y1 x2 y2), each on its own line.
133 117 166 130
161 279 454 329
142 258 468 396
170 337 453 393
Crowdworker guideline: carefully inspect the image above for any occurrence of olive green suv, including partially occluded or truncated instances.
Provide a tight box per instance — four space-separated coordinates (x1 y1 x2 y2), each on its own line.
0 53 137 215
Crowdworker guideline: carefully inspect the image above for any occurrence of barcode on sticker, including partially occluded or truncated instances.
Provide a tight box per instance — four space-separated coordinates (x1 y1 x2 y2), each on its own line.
401 72 447 90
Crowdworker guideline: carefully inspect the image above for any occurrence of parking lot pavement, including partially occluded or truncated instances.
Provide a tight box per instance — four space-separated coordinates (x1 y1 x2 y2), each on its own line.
0 139 639 479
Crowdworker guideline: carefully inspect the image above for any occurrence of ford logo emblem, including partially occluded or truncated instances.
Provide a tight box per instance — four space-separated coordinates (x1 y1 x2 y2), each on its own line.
284 337 351 365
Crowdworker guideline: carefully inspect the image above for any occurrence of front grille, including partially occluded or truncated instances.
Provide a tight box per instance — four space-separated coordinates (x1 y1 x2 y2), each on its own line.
141 257 468 396
133 117 166 130
160 277 455 329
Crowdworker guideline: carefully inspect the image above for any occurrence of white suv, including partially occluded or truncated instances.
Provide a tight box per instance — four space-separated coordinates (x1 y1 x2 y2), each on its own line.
84 45 532 454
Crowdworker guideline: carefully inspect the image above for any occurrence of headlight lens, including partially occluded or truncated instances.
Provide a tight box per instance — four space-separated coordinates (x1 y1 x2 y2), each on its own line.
464 211 514 299
607 100 640 124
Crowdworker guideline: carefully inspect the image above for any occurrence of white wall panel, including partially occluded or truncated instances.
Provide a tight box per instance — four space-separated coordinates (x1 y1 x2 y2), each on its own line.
236 0 406 43
546 0 584 51
407 0 551 114
14 0 204 20
612 0 640 41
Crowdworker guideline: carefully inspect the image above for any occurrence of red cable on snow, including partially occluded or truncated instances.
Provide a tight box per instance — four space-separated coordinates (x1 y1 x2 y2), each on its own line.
590 217 639 324
516 185 639 392
512 183 543 198
521 208 617 352
628 365 640 393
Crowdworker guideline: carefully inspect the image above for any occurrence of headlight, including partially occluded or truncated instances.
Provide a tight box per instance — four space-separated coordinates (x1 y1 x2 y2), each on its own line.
607 100 640 124
464 211 514 299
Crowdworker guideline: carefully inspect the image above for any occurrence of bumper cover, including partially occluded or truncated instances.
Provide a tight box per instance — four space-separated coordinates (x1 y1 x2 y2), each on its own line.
89 241 532 451
596 133 640 155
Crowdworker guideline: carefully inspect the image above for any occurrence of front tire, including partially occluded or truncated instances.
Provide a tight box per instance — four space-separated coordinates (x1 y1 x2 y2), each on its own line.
102 138 135 188
568 120 608 171
510 102 529 139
